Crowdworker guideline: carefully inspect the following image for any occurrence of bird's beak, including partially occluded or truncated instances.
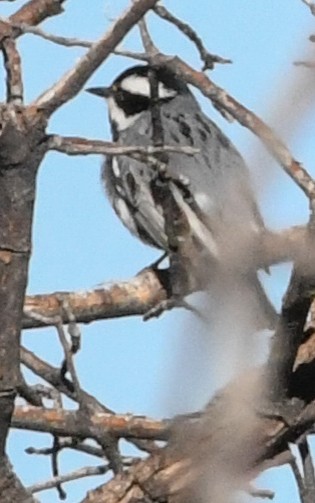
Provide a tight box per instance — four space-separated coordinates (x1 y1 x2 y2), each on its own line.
86 86 111 98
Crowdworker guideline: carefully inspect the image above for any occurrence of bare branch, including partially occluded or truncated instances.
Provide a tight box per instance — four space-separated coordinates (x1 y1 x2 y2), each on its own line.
8 21 92 47
1 37 23 103
47 135 199 156
114 48 149 60
139 16 158 56
27 464 110 494
51 436 66 499
20 346 113 413
9 0 65 25
32 0 160 116
21 227 306 330
12 406 169 441
55 318 83 406
26 438 105 458
23 268 170 329
79 398 315 503
0 21 149 61
153 5 231 69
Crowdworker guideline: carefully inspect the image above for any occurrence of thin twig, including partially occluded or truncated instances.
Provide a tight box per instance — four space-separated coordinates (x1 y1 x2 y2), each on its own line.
7 19 151 56
51 436 66 499
114 48 149 60
27 464 110 494
1 20 151 62
49 374 66 499
20 346 113 413
59 296 81 355
7 20 92 47
26 306 123 473
153 5 231 69
55 317 83 405
47 135 199 156
138 17 158 55
26 438 104 458
56 298 82 403
54 305 122 475
32 0 160 116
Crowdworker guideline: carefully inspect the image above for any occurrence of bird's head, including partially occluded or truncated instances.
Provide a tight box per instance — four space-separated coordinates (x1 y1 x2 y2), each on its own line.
86 65 190 134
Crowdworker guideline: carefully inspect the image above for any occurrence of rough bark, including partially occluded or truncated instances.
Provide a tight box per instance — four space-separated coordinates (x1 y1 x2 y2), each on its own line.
0 105 47 493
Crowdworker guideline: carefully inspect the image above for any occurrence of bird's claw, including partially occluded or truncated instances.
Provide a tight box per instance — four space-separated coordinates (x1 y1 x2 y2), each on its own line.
143 296 206 321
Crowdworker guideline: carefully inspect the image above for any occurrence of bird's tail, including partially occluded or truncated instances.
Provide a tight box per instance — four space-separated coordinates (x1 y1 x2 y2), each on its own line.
246 271 278 331
205 269 277 333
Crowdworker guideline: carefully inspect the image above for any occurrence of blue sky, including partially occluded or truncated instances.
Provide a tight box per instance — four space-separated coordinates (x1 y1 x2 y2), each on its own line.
1 1 314 501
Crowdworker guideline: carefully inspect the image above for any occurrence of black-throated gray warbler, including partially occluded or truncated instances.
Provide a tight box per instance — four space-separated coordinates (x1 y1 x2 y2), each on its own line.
87 65 276 328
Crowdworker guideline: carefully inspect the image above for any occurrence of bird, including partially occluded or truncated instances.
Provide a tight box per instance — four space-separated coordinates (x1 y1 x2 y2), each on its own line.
87 64 277 328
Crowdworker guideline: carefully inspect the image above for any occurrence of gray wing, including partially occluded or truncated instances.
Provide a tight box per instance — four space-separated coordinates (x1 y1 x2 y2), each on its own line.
103 92 264 261
103 154 168 249
161 94 263 237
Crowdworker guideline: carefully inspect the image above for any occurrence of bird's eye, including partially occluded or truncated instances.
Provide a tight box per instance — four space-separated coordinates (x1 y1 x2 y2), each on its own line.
115 89 126 102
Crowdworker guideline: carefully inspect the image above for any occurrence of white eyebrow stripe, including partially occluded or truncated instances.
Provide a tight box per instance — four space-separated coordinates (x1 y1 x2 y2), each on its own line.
120 75 177 99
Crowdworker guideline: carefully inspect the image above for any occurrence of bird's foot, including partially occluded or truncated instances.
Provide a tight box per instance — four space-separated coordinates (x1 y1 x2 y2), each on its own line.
143 296 206 321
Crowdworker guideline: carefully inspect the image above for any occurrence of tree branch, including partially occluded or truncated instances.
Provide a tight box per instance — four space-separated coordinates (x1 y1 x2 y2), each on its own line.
1 37 23 104
23 268 170 329
32 0 160 116
47 134 198 156
153 5 231 69
21 227 305 330
20 346 113 413
9 0 65 25
27 464 110 495
12 406 169 441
